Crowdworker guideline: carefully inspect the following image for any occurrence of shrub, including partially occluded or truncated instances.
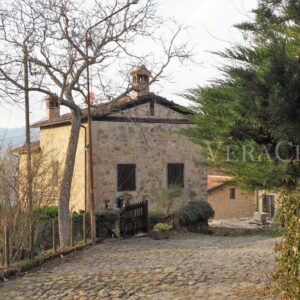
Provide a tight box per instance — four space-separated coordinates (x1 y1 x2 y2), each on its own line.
154 223 172 232
179 201 215 232
272 192 300 299
33 206 59 251
156 185 181 215
33 206 58 220
272 208 282 226
96 209 119 225
72 209 119 240
34 219 56 251
34 209 120 250
148 210 167 229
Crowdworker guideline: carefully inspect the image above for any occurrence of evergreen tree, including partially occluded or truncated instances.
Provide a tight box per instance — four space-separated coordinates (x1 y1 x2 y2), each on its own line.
184 0 300 297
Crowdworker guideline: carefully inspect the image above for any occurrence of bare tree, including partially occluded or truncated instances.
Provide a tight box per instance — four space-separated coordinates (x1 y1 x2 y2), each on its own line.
0 0 192 247
0 146 61 264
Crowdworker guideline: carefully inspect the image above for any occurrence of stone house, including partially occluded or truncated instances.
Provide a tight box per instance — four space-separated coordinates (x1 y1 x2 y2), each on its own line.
28 65 207 212
207 175 257 219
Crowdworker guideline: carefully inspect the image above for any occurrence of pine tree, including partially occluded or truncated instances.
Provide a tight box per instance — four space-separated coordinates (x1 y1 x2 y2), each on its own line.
184 0 300 297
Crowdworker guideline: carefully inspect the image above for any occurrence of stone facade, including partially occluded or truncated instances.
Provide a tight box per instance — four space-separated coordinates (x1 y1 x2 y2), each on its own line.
27 66 207 211
92 103 207 210
33 100 206 212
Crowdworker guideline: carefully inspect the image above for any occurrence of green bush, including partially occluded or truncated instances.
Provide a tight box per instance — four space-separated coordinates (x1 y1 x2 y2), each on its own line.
34 219 55 251
178 201 215 232
34 209 120 250
96 209 119 225
73 209 119 240
156 185 181 215
33 206 58 220
273 192 300 299
154 223 172 232
272 208 282 226
96 209 119 238
149 210 167 229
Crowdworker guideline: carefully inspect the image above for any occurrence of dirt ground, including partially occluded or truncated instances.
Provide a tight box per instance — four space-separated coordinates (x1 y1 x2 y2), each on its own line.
0 234 279 300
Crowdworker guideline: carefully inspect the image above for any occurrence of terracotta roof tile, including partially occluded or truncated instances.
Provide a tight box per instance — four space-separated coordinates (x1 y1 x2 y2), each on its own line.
32 94 191 128
208 175 234 193
12 141 41 155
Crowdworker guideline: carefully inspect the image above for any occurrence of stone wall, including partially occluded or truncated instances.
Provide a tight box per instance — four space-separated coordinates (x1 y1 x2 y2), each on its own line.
111 102 183 119
92 116 207 210
37 102 207 212
208 186 256 219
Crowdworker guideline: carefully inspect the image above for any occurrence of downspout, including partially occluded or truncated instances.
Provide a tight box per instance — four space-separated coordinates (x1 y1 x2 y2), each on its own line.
80 124 88 243
80 125 87 212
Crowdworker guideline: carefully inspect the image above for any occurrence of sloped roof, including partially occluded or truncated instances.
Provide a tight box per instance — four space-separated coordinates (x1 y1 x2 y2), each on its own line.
32 93 192 128
208 175 234 194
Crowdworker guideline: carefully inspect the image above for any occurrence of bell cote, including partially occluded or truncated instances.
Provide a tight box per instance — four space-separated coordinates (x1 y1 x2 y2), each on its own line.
45 95 60 120
130 65 151 99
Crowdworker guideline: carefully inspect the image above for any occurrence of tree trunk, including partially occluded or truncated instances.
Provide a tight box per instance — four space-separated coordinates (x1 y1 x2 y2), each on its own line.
58 109 81 247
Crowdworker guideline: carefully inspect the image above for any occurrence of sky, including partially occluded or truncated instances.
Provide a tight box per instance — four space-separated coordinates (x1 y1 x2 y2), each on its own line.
0 0 258 129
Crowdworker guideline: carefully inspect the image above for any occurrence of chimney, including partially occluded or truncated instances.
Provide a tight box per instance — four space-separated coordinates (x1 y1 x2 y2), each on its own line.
130 65 151 99
45 95 60 119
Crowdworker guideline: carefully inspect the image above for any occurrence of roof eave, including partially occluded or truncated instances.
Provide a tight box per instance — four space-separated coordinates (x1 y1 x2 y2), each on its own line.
31 94 193 128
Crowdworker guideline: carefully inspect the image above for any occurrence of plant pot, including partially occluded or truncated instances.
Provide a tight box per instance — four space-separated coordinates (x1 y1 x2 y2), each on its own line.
150 230 170 240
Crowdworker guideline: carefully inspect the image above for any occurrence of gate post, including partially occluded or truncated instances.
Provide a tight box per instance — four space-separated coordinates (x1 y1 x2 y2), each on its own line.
145 200 149 233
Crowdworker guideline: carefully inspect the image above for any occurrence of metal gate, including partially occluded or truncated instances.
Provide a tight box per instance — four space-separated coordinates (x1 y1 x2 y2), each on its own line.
119 200 148 238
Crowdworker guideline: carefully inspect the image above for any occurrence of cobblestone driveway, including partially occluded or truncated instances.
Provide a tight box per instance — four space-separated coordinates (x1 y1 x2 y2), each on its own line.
0 234 278 300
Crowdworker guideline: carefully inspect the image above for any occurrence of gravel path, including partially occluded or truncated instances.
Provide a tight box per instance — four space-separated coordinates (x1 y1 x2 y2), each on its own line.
0 234 279 300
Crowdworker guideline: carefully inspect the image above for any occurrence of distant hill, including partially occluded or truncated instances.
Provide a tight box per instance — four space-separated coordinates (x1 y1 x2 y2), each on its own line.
0 127 40 152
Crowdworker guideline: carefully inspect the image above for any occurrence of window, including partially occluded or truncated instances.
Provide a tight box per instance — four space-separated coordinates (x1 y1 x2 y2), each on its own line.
138 74 149 83
167 163 184 187
229 188 236 199
117 164 136 191
49 101 59 108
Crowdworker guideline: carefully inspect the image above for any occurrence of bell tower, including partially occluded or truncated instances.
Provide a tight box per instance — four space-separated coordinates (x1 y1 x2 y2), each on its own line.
130 65 151 99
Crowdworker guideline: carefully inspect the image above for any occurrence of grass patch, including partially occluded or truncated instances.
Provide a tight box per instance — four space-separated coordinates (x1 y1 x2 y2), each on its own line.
47 275 54 281
256 230 282 238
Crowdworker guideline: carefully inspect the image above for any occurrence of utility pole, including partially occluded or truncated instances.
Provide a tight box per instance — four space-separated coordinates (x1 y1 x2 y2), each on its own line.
86 34 96 245
23 43 34 256
85 0 139 245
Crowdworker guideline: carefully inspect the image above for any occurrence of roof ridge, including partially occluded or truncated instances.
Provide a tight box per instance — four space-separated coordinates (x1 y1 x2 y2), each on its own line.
32 94 190 128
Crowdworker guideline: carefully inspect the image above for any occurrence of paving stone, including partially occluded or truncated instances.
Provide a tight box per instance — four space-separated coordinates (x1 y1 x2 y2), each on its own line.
0 235 279 299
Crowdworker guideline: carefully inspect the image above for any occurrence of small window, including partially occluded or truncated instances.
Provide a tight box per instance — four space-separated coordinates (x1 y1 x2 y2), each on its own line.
167 163 184 187
49 101 59 108
117 164 136 191
138 75 149 83
229 188 236 199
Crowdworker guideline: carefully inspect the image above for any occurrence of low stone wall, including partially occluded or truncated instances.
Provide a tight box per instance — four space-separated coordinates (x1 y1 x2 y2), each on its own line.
0 240 101 282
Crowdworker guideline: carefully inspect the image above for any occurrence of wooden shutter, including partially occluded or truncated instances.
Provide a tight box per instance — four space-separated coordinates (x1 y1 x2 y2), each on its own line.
117 164 136 191
167 163 184 187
